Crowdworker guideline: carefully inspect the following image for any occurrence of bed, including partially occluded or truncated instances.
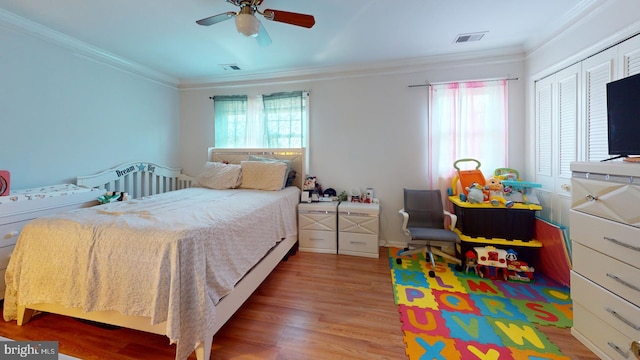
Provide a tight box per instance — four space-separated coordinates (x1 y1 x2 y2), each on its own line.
3 148 306 360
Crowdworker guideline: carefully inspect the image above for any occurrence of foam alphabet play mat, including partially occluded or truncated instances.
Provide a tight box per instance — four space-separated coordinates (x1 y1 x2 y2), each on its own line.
389 248 572 360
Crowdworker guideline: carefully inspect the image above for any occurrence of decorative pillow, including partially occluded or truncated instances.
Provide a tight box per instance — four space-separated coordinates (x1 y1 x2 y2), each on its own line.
194 162 242 190
240 161 288 191
248 155 294 188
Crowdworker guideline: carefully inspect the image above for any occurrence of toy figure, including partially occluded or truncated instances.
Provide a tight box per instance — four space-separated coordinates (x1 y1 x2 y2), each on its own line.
464 250 478 274
303 176 316 191
485 177 514 208
505 249 535 282
464 182 487 204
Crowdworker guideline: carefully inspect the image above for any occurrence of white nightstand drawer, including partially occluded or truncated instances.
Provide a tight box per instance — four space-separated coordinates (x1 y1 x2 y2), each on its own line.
570 210 640 268
299 211 336 232
573 241 640 308
572 271 640 339
573 303 633 360
338 214 379 235
299 229 337 253
338 232 378 258
0 220 30 247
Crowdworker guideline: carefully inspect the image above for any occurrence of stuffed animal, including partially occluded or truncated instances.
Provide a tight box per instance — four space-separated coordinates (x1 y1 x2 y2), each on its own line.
303 176 316 191
485 177 514 208
464 182 487 204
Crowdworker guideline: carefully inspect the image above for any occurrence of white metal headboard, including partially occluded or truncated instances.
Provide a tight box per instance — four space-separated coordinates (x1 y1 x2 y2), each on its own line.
208 148 307 189
76 161 193 198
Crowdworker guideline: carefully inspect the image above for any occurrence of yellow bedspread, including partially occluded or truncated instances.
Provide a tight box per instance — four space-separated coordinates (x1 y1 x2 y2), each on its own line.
4 186 300 360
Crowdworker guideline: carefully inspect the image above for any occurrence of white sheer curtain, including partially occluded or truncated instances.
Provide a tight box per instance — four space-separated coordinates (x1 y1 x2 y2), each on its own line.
428 80 508 196
213 92 307 148
213 95 248 148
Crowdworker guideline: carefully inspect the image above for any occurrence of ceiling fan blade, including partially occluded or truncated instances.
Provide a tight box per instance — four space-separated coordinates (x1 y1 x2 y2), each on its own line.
196 11 236 26
256 22 272 47
262 9 315 28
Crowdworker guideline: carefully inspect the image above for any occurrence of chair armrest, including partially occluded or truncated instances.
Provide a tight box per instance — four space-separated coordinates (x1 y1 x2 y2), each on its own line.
398 208 411 236
443 209 457 231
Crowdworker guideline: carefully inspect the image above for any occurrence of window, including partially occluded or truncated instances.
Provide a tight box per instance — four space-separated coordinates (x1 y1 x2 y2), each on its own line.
214 91 308 148
429 80 508 194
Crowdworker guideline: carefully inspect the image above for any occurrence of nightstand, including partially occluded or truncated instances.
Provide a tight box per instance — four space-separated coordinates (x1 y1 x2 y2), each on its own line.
297 201 338 254
338 202 380 258
0 184 101 299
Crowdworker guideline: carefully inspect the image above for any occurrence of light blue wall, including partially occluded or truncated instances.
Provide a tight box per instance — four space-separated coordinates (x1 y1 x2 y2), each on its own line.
0 23 180 190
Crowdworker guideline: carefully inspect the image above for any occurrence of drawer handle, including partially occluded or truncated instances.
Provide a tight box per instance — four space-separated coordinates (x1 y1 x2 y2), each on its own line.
3 230 18 240
606 307 640 330
605 236 640 253
350 241 367 245
607 341 630 359
309 238 325 241
585 194 598 201
607 273 640 293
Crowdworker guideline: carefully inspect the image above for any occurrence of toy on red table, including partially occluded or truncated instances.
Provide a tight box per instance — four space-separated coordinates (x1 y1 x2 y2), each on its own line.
505 249 535 282
474 246 508 280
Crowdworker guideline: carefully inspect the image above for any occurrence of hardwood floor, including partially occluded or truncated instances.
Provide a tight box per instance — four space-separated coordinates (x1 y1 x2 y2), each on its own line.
0 247 598 359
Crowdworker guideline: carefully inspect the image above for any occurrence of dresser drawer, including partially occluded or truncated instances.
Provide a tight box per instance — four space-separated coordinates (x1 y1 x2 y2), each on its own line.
572 271 640 339
299 229 336 253
571 177 640 227
570 210 640 268
573 241 640 308
338 232 378 258
0 220 30 247
573 303 634 360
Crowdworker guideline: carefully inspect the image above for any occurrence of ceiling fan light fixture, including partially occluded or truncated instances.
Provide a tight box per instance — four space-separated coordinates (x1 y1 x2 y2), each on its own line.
235 13 260 37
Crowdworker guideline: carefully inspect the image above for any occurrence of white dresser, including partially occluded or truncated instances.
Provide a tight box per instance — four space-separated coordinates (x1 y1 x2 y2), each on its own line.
570 161 640 360
338 202 379 258
0 184 101 299
298 201 338 254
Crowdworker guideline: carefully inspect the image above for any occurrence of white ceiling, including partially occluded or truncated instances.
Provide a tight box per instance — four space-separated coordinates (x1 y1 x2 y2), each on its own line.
0 0 599 84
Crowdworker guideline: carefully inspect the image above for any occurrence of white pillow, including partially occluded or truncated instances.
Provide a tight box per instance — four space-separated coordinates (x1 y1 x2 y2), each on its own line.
239 161 287 191
194 162 242 190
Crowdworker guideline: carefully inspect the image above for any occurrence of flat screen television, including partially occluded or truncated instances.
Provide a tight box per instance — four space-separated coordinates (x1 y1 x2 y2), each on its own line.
606 72 640 161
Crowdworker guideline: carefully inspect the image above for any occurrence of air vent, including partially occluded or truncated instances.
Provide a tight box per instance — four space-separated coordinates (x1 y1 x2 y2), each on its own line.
454 32 487 44
219 64 242 71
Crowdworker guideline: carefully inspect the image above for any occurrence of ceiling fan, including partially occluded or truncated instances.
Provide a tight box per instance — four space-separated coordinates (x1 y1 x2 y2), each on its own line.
196 0 316 46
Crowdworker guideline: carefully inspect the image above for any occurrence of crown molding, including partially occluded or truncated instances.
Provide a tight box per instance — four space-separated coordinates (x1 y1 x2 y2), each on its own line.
524 0 606 53
0 9 179 88
179 47 526 90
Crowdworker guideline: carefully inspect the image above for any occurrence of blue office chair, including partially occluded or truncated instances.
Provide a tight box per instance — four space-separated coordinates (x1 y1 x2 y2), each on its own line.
397 189 462 277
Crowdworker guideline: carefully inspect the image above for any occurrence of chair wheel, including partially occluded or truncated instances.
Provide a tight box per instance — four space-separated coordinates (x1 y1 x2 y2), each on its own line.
396 258 402 265
428 270 436 277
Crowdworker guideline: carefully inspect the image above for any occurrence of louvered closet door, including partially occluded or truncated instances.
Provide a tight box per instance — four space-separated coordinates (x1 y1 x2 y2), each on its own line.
534 74 554 221
618 34 640 78
534 63 580 225
583 47 616 162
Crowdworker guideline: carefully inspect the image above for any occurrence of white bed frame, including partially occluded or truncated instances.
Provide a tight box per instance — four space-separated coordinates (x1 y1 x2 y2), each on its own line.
76 161 193 198
16 148 306 360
